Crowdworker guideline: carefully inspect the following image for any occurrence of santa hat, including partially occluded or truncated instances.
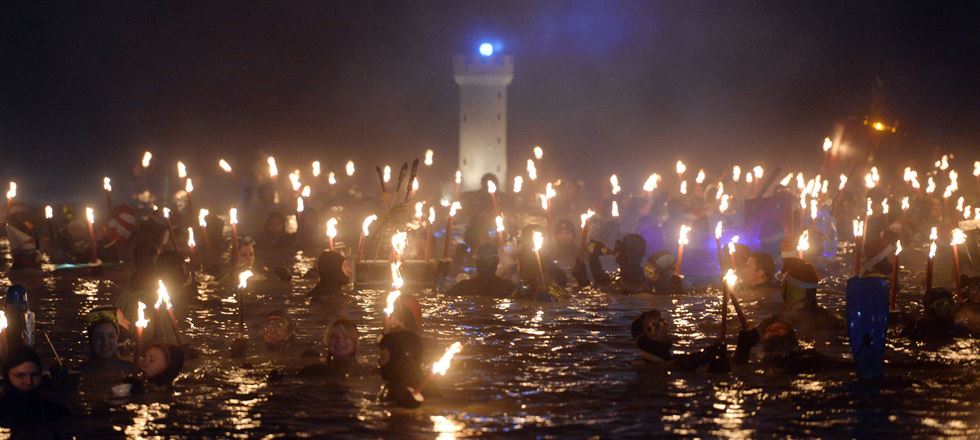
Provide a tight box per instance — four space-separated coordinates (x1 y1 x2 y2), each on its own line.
105 205 137 242
781 257 819 289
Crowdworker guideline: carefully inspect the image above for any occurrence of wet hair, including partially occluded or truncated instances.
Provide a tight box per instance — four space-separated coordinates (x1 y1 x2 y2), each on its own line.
142 343 185 386
379 330 424 384
84 306 119 335
748 252 776 280
4 346 42 380
325 320 359 356
316 251 348 284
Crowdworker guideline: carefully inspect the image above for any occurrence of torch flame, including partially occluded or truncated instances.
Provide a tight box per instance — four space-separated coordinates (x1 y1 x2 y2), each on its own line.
103 177 112 192
609 174 621 195
85 207 95 224
310 160 320 177
414 202 424 220
797 230 810 253
141 151 152 168
866 198 873 216
746 173 754 184
345 160 355 176
901 196 910 211
939 155 949 170
289 170 302 192
974 161 980 177
643 173 661 192
390 261 404 289
424 149 434 166
753 165 763 179
0 311 6 333
238 270 253 289
675 160 686 175
533 146 543 160
431 342 463 375
723 269 738 290
5 182 16 199
895 240 902 256
881 199 890 215
328 171 337 185
187 227 196 247
230 208 238 225
714 221 723 240
185 178 194 193
679 181 688 195
719 194 730 213
162 207 171 219
727 235 740 255
302 185 312 198
487 180 497 194
580 209 595 228
296 197 304 213
267 157 278 178
449 201 461 217
513 176 523 193
810 199 818 220
611 201 619 218
155 280 173 310
734 166 743 183
326 218 338 240
796 173 805 190
532 231 544 252
391 231 408 257
926 177 936 194
929 241 937 259
382 165 391 183
219 159 233 173
428 207 436 224
951 228 966 246
822 137 832 152
853 219 864 238
495 215 505 233
44 205 53 219
135 302 149 329
177 161 187 179
696 169 706 184
197 209 208 228
384 290 401 317
678 224 691 246
838 174 847 191
526 160 538 181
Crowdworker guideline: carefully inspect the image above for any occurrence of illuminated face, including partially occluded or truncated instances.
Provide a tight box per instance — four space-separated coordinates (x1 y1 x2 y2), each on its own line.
740 257 767 287
140 346 168 380
643 315 672 343
8 361 42 393
556 228 575 246
239 244 255 269
261 316 291 348
328 330 356 359
90 322 119 360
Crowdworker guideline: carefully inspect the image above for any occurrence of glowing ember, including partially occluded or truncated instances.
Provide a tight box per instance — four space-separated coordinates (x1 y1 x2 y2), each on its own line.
533 145 544 160
238 270 253 289
85 206 95 224
424 149 434 166
431 342 463 375
678 224 691 245
219 159 233 173
103 177 112 192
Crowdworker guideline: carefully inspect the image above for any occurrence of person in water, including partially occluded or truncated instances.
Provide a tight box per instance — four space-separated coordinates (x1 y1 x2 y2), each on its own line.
0 346 71 427
261 310 297 351
447 244 515 298
733 315 847 374
3 285 34 356
308 250 350 301
630 309 729 372
299 319 361 377
576 234 649 294
778 257 842 338
736 252 781 310
642 250 685 295
138 342 185 387
516 224 568 295
78 306 137 382
550 219 579 270
378 329 426 409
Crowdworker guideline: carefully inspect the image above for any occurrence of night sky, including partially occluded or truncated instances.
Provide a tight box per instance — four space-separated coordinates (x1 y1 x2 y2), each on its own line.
2 1 979 201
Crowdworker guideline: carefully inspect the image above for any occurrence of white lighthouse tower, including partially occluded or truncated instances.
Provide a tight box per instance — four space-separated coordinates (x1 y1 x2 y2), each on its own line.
454 43 513 192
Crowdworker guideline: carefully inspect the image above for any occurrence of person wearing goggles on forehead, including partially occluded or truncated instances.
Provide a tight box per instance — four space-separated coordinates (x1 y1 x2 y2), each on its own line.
776 257 842 340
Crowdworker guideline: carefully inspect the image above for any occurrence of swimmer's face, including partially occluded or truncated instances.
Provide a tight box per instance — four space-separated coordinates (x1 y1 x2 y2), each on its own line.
90 322 119 360
643 315 672 343
140 347 168 380
763 322 791 341
8 361 42 393
262 316 291 348
239 244 255 269
328 330 356 359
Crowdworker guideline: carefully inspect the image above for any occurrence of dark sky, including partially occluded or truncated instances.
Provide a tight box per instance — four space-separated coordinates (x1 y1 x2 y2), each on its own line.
2 1 979 201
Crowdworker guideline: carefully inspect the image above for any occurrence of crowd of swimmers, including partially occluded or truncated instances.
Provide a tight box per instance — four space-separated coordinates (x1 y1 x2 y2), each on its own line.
0 168 978 432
